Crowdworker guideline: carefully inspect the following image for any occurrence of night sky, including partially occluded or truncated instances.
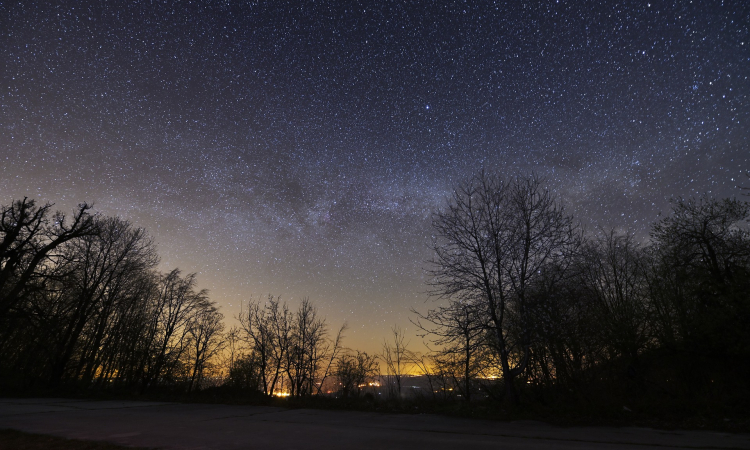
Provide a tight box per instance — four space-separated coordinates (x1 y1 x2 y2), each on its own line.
2 1 749 352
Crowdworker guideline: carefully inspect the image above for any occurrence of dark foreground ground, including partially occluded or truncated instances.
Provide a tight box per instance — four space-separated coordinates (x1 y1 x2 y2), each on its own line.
1 398 749 450
0 428 153 449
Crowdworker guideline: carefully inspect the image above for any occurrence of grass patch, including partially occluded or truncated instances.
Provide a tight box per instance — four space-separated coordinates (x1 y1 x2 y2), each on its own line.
0 429 156 450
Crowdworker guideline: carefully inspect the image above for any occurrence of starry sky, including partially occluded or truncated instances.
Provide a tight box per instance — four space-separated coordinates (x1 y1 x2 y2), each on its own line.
2 0 749 353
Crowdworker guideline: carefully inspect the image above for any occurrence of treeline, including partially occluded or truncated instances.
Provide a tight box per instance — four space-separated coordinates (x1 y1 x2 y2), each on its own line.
3 175 749 416
413 172 750 410
0 198 362 398
0 199 225 392
227 295 348 397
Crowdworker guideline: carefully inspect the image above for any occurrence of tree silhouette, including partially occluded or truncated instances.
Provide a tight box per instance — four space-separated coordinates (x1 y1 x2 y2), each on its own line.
429 172 580 404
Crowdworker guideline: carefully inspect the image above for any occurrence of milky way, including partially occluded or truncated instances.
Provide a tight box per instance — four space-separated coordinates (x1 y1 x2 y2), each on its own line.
2 1 748 351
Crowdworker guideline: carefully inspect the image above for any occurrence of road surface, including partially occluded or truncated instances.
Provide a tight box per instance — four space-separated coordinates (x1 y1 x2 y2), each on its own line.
1 398 748 449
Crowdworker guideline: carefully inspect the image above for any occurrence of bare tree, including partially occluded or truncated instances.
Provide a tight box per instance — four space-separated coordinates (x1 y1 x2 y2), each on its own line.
412 301 488 401
91 270 159 388
187 300 225 392
336 350 378 398
141 269 205 392
286 298 327 396
0 198 234 392
522 260 598 388
380 325 411 399
238 296 273 395
429 172 580 404
0 198 97 320
239 296 347 397
48 216 158 386
429 354 460 401
238 295 292 395
407 352 440 401
645 196 750 375
228 351 263 391
315 322 347 395
226 325 243 375
580 230 649 365
651 197 750 286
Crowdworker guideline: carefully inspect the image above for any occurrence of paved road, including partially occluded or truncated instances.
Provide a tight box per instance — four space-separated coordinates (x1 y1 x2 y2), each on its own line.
1 398 748 449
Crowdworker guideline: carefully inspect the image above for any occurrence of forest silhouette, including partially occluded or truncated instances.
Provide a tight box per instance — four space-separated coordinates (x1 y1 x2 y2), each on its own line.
2 173 749 428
